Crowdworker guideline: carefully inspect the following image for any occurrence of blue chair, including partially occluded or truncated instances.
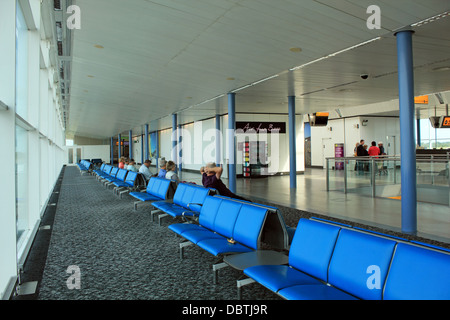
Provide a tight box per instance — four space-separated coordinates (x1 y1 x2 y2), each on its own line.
151 183 215 225
383 243 450 300
170 196 269 262
112 171 146 198
129 177 174 210
243 219 340 296
104 168 128 190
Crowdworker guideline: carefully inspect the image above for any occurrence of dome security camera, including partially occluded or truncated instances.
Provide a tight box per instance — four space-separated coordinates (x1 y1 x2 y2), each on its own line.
360 74 369 80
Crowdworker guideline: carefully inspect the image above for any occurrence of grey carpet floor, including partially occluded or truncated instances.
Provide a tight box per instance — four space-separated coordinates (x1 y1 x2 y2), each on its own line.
38 166 281 300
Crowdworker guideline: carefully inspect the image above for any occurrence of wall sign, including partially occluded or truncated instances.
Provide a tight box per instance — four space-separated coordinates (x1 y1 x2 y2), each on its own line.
236 122 286 134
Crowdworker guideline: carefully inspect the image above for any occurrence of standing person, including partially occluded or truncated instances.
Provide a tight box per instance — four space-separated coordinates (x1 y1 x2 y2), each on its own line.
139 159 154 182
378 142 385 155
368 141 380 157
356 139 366 156
200 162 250 201
378 142 387 175
165 160 180 184
368 141 380 175
356 139 366 174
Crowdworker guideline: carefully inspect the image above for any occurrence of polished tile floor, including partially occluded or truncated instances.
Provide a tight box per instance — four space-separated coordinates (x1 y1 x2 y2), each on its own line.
180 168 450 244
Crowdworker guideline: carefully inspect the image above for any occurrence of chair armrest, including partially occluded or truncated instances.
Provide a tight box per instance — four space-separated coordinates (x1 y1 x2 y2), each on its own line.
187 203 203 212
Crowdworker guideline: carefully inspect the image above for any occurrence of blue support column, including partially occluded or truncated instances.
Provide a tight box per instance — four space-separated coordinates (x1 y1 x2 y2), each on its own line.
395 30 417 234
216 114 221 165
172 114 178 168
141 134 144 164
228 93 236 193
129 130 133 159
288 96 297 189
118 134 122 160
178 124 183 173
110 137 114 165
156 131 160 168
144 124 149 161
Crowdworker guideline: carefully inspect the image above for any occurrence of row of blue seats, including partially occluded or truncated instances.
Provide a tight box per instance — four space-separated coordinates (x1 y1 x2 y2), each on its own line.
77 160 91 174
239 218 450 300
169 195 273 260
93 163 146 196
128 177 293 250
310 216 450 253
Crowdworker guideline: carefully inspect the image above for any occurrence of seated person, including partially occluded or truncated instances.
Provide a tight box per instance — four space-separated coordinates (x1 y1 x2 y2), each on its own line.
200 162 250 201
157 159 167 178
127 160 138 172
165 160 180 184
139 159 154 181
118 157 125 169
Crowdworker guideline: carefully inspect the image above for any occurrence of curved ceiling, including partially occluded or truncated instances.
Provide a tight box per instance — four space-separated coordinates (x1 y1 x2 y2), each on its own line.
48 0 450 139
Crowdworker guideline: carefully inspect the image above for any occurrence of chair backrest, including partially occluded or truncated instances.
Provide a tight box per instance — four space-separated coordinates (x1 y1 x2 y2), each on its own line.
116 169 128 182
103 165 113 174
383 243 450 300
232 203 268 250
125 171 138 186
99 163 106 171
189 186 211 212
327 228 396 300
213 195 289 250
147 177 171 199
172 183 188 206
213 199 243 239
198 196 223 230
288 219 341 282
109 167 119 177
178 184 195 207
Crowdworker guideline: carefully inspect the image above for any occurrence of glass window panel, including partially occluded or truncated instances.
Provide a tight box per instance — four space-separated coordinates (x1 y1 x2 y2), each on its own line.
15 2 28 120
15 125 29 245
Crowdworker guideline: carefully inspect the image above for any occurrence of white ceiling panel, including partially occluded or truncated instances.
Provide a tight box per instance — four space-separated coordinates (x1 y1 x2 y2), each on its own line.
55 0 450 139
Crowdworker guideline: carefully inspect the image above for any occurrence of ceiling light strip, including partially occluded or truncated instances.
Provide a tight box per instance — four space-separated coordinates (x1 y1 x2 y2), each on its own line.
290 37 381 71
411 11 449 27
232 74 279 93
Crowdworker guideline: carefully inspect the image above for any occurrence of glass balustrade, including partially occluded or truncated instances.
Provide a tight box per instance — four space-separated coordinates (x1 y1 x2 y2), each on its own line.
326 154 450 206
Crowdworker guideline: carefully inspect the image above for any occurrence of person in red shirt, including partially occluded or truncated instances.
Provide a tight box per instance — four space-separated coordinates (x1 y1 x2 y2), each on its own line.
368 141 381 175
368 141 380 157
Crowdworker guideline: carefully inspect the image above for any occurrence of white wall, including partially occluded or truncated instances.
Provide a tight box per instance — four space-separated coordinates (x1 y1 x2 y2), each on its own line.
310 116 401 167
65 145 111 165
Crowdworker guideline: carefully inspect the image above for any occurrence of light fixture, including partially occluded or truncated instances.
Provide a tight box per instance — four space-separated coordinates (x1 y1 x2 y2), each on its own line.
411 11 449 27
290 37 381 71
226 77 235 81
289 47 302 53
94 44 104 49
433 66 450 72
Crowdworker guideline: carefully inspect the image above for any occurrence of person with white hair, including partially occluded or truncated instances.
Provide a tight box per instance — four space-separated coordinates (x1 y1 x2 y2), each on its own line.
200 162 250 201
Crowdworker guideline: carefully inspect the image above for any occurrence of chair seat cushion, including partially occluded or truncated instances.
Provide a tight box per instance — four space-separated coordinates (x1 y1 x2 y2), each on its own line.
129 192 161 202
168 223 204 236
113 181 131 188
278 284 358 300
196 238 253 256
181 229 224 244
243 265 322 293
